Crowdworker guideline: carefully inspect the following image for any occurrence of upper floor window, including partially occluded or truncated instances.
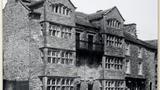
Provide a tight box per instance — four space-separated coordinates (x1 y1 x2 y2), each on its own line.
48 49 61 64
61 51 73 65
107 19 121 28
105 57 123 70
76 32 81 40
52 4 71 16
40 23 44 35
125 42 130 56
29 12 41 20
155 52 157 60
126 59 131 74
47 49 73 65
138 62 143 75
106 35 123 48
49 24 72 39
138 47 143 58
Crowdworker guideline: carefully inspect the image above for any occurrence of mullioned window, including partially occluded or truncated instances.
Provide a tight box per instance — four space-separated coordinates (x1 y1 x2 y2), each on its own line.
105 57 123 70
106 35 123 48
49 24 72 39
105 80 124 90
51 4 71 16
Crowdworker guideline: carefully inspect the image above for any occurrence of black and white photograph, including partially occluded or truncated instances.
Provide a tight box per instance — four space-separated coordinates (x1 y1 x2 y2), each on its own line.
2 0 158 90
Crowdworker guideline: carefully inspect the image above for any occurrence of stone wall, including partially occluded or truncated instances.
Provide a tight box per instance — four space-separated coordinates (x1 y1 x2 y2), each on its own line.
125 41 156 90
3 1 30 81
143 48 156 90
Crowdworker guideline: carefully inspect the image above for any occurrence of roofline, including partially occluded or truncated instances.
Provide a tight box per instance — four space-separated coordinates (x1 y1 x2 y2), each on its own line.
68 0 77 9
104 6 125 21
125 39 157 51
124 23 136 26
28 0 44 7
19 0 31 11
75 23 99 29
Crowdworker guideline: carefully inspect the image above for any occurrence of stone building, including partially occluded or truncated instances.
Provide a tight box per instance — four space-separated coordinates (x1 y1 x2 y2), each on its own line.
3 0 157 90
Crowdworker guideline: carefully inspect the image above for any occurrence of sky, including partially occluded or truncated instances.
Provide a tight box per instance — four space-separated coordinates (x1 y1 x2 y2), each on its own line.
3 0 158 40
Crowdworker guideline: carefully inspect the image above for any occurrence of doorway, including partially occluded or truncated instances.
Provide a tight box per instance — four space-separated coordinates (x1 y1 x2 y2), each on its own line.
88 35 93 50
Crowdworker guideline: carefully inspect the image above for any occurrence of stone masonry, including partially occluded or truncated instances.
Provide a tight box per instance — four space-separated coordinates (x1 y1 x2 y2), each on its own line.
3 0 157 90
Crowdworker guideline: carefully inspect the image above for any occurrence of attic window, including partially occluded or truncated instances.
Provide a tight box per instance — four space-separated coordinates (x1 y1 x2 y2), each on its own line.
29 12 41 20
52 4 71 16
107 19 121 28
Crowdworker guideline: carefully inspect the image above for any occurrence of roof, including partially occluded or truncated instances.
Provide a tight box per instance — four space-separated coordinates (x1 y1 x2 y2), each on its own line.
145 40 158 47
124 23 136 26
75 11 96 28
88 7 113 20
68 0 77 9
88 6 125 21
28 0 44 7
124 32 157 50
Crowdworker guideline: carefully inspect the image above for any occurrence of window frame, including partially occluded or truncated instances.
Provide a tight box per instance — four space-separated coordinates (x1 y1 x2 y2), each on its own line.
105 57 123 70
106 34 123 48
138 62 143 75
125 42 130 56
138 47 143 58
125 59 131 74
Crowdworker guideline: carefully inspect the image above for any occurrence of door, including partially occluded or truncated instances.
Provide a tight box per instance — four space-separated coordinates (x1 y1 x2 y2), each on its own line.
88 35 93 50
76 33 80 48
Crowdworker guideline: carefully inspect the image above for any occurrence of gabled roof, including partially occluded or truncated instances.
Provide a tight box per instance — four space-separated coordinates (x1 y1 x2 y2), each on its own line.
68 0 77 9
88 7 113 20
88 6 125 21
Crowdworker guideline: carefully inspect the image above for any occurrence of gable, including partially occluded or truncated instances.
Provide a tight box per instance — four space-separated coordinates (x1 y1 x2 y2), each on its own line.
48 0 76 11
104 7 125 23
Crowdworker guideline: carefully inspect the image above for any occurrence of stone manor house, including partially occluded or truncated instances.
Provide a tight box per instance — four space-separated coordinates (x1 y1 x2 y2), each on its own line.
3 0 157 90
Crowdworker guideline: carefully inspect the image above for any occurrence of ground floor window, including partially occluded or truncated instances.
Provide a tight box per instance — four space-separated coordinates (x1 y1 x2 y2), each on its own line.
46 77 74 90
150 82 152 90
105 80 124 90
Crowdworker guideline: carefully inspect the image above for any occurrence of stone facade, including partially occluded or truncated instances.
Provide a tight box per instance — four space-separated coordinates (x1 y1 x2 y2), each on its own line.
3 0 157 90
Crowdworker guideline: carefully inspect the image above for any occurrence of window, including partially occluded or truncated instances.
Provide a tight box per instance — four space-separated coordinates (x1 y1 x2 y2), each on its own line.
47 77 74 90
107 19 121 28
49 24 72 39
49 24 61 37
106 35 122 48
138 47 142 58
125 43 130 56
48 49 61 64
29 12 41 20
150 82 152 90
61 27 72 38
105 57 123 70
126 59 130 74
76 33 81 40
61 52 73 65
138 62 143 75
52 4 71 16
40 23 44 35
105 80 124 90
47 49 73 65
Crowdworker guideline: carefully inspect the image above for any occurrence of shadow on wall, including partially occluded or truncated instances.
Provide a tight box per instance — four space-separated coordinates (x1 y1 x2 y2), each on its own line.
3 79 29 90
76 53 102 68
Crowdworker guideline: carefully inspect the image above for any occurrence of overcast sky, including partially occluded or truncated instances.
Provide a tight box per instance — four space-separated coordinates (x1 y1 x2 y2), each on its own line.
3 0 158 40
